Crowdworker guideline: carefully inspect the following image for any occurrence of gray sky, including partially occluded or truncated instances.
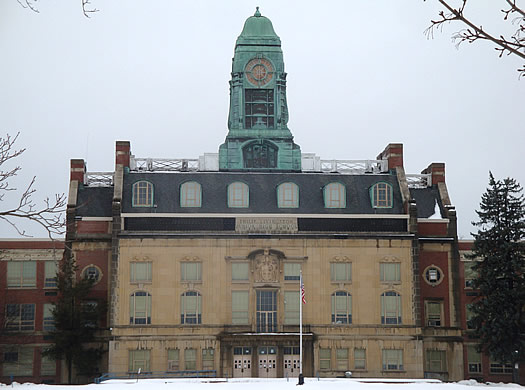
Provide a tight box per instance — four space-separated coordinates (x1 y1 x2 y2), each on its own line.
0 0 523 239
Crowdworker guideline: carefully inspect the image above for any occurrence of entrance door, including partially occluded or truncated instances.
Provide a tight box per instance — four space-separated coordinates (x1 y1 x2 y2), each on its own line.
283 346 300 378
233 347 252 378
258 346 277 378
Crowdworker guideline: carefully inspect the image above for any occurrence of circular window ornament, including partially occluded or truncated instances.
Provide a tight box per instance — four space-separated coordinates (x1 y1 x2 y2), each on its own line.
81 265 103 285
423 265 444 286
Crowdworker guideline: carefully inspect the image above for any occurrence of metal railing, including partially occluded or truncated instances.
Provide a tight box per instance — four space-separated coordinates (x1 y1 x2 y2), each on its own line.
406 173 432 188
85 172 114 187
131 157 199 172
316 159 388 174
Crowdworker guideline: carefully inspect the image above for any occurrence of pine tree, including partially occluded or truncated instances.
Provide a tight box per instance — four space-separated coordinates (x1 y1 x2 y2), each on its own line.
469 172 525 383
42 249 106 384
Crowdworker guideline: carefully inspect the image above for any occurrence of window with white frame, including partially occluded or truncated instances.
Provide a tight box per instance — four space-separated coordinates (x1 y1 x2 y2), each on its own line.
382 349 403 371
43 303 55 331
284 291 299 325
167 349 179 371
232 262 249 281
277 182 299 208
129 291 151 325
331 262 351 282
132 181 153 207
331 291 352 324
354 348 366 369
7 261 36 288
425 300 443 327
284 263 300 281
425 350 447 372
380 263 400 283
5 303 35 331
2 347 34 376
181 262 201 282
381 291 402 324
128 350 150 372
232 291 249 325
370 182 393 208
324 182 346 208
490 361 513 374
44 261 57 288
467 345 482 373
181 291 202 324
130 262 152 283
180 181 202 208
228 182 249 208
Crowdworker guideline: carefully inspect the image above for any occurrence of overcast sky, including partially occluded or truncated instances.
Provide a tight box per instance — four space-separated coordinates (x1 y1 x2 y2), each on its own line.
0 0 523 239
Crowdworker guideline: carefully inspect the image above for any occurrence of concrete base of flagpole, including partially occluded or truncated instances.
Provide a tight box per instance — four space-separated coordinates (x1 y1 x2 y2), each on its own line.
298 373 304 385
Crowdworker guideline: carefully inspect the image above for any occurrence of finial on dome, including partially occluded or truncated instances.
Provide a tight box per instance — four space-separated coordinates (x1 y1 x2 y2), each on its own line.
254 6 261 17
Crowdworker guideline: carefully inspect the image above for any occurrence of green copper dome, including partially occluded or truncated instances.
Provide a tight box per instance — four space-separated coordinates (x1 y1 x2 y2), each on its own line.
236 7 281 47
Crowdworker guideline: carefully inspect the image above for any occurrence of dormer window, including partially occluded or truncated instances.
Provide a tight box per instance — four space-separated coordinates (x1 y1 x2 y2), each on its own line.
180 181 202 208
228 182 249 208
370 182 393 208
132 181 153 207
277 182 299 208
324 182 346 208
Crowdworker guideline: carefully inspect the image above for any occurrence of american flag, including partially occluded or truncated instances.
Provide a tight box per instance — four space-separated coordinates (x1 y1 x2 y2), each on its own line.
300 275 306 304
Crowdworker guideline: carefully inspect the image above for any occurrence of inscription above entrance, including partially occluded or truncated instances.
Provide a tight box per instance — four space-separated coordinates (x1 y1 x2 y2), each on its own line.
236 217 298 234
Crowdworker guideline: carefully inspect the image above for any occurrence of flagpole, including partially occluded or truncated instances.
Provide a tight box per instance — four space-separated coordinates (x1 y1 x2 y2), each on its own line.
299 269 304 385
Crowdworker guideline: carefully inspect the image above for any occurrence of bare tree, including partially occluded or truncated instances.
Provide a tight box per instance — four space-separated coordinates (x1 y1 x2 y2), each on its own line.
16 0 98 18
425 0 525 78
0 133 66 238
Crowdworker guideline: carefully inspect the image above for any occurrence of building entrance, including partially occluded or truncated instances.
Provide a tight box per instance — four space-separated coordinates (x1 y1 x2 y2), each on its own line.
258 346 277 378
283 346 300 378
233 347 252 378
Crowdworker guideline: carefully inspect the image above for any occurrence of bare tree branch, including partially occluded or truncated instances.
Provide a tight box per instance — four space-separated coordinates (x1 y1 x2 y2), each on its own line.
81 0 99 18
15 0 99 18
0 133 66 238
425 0 525 78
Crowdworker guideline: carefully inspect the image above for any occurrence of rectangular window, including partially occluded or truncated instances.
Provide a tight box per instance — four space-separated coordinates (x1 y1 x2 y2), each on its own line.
380 263 400 282
6 303 35 331
425 300 443 327
464 261 478 288
41 354 56 376
284 263 301 281
489 361 513 374
467 346 482 373
354 348 366 370
167 349 179 371
2 347 34 376
181 292 202 324
466 304 475 329
44 261 57 288
256 290 277 332
7 261 37 288
130 262 152 283
184 348 196 370
128 350 150 373
331 263 352 282
232 262 249 281
425 350 447 372
43 303 55 331
336 348 348 371
202 348 214 370
284 291 300 325
244 89 274 129
232 291 249 325
382 349 403 371
319 348 331 370
181 262 201 282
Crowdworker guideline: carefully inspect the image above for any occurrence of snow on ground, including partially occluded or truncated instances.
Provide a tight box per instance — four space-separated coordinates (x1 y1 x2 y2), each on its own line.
1 378 523 390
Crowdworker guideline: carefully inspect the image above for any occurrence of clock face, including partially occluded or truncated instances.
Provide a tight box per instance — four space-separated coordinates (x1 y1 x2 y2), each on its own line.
245 58 274 87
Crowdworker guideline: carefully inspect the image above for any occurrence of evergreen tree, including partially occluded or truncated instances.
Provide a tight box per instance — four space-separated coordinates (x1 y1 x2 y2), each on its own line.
43 250 106 384
469 172 525 383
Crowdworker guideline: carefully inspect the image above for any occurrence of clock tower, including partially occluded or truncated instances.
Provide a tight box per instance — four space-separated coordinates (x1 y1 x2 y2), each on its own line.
219 7 301 171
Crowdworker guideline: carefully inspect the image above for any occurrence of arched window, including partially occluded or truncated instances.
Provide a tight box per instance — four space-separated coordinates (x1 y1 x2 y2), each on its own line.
324 182 346 208
132 181 153 207
277 182 299 208
181 291 202 324
180 181 202 208
370 182 393 208
228 182 249 208
243 141 278 168
381 291 401 324
130 291 151 325
331 291 352 324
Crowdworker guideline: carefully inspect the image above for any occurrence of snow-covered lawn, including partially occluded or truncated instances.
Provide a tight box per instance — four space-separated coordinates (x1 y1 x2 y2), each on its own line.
2 378 523 390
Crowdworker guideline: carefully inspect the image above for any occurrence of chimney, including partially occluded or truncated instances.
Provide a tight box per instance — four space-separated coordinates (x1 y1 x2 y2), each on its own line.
70 159 86 184
377 143 403 170
422 163 445 185
115 141 131 169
